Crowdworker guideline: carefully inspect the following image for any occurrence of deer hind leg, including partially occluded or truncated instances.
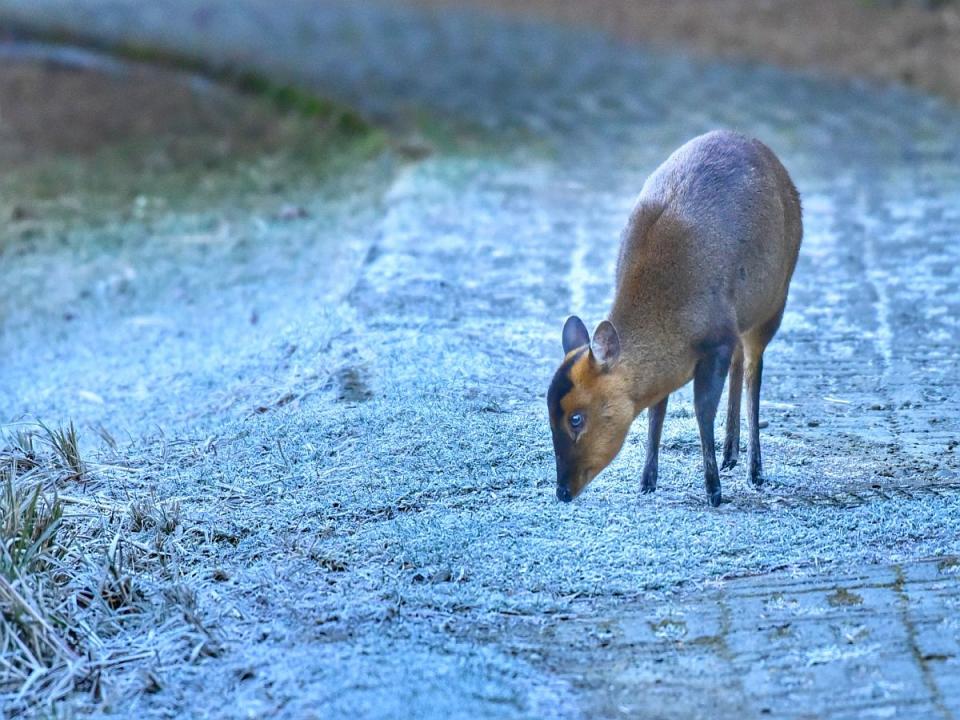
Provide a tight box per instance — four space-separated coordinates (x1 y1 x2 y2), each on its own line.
743 307 785 488
693 342 734 507
721 342 744 471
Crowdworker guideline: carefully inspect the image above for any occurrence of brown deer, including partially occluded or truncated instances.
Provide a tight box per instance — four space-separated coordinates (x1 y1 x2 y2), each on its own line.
547 130 802 506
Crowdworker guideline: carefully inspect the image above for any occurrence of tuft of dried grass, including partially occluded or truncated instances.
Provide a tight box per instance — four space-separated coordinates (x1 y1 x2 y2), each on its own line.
39 421 85 480
0 440 77 714
129 496 180 535
1 468 63 578
0 423 198 715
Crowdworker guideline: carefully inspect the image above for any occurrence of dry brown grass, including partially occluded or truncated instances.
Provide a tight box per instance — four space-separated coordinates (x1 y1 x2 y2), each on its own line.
414 0 960 102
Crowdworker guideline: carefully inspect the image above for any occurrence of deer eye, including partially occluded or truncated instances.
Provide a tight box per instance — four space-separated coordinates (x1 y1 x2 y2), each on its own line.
569 412 584 430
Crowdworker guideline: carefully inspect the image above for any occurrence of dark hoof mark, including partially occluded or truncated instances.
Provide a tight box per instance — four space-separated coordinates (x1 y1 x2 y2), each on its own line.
641 483 656 494
335 367 372 402
707 489 722 507
750 474 764 489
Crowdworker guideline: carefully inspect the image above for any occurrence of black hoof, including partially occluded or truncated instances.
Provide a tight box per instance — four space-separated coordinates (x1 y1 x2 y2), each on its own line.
641 466 657 494
721 441 739 471
706 471 722 507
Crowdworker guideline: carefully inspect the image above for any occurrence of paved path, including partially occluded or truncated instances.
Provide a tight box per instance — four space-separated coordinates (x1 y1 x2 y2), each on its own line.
541 559 960 719
2 1 960 717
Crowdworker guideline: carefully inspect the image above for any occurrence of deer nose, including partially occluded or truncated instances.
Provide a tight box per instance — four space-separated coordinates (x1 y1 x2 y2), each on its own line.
554 454 574 502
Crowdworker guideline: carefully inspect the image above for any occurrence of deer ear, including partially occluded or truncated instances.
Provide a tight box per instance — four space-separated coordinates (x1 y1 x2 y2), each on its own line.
591 320 621 366
562 315 590 354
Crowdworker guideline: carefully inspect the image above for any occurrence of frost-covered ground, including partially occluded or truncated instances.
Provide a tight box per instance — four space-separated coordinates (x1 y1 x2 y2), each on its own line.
2 1 960 718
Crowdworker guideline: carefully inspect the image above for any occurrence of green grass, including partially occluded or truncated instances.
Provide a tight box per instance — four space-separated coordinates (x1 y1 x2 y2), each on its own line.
3 23 371 133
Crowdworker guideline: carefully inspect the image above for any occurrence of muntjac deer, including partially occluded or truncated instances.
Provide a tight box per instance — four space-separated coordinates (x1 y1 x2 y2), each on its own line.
547 130 802 506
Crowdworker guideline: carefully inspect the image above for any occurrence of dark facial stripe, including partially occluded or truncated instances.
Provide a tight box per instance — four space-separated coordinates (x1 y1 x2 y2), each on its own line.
547 347 587 427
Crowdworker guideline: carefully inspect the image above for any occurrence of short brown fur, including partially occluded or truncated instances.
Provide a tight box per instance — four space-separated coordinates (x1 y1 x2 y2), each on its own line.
548 130 802 505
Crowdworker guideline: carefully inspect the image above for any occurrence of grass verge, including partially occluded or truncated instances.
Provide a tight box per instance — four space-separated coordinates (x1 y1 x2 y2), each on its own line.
2 21 370 136
0 425 206 715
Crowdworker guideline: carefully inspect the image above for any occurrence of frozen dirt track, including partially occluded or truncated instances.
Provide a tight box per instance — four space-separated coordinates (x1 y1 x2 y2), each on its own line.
2 1 960 718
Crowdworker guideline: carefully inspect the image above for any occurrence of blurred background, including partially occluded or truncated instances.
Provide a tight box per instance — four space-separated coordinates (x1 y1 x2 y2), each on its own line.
2 2 960 718
422 0 960 99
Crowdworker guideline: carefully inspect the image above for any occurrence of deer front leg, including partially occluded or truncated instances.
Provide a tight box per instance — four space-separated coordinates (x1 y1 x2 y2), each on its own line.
641 395 668 493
